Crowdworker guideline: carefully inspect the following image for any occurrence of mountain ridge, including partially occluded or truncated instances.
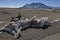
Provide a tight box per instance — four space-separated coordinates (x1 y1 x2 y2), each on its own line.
20 3 51 9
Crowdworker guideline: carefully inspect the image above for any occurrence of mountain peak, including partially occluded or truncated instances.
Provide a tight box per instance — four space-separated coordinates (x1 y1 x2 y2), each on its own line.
21 2 51 9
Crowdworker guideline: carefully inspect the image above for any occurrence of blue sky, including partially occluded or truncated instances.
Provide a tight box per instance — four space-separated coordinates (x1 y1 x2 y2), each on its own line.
0 0 60 8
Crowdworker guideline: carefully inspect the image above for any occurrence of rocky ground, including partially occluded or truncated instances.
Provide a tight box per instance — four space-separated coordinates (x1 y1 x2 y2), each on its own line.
0 24 60 40
42 33 60 40
0 9 60 40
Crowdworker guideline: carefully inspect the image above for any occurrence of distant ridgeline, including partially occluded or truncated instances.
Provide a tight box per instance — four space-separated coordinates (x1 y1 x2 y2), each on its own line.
20 3 51 9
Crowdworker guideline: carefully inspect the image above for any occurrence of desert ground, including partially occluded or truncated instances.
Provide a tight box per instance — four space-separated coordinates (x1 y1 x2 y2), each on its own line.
0 8 60 40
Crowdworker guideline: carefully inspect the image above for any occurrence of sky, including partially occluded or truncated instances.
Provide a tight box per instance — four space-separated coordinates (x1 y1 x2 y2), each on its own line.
0 0 60 8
